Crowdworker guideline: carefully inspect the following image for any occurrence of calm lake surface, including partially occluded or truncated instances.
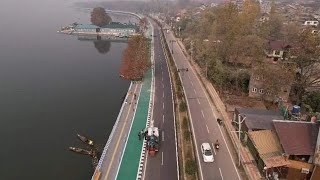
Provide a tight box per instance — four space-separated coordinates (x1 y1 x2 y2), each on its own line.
0 0 134 179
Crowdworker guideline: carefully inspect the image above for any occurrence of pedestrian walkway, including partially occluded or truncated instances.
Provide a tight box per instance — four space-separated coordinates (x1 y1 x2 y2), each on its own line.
173 36 262 180
92 82 142 180
117 68 152 180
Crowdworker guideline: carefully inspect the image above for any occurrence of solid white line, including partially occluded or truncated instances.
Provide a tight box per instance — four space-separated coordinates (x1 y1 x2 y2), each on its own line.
219 168 224 180
201 110 205 118
212 143 217 155
193 89 197 94
206 124 210 133
161 152 164 165
197 99 201 104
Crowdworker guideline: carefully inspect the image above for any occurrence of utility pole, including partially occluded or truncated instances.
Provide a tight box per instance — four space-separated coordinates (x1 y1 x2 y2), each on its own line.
190 40 194 61
234 114 246 167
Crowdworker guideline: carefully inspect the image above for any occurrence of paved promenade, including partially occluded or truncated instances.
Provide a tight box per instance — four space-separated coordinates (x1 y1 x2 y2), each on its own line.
117 69 152 180
92 82 142 180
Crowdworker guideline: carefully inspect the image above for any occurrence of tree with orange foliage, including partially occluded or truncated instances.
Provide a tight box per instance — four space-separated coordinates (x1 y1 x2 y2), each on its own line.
139 17 148 32
120 35 150 80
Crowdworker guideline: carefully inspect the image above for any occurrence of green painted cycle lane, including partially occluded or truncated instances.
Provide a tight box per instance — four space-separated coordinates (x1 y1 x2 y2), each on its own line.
117 68 152 180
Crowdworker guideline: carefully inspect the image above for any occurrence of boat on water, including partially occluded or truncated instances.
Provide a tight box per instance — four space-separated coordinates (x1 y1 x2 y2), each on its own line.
77 134 94 146
69 147 93 156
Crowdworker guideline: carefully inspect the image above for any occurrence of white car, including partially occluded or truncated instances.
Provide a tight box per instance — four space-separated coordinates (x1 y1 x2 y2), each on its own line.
201 143 214 163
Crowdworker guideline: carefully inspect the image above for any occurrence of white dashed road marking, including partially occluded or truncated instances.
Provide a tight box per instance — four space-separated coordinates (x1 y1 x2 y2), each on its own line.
206 124 210 133
219 168 224 180
163 114 165 123
161 152 164 165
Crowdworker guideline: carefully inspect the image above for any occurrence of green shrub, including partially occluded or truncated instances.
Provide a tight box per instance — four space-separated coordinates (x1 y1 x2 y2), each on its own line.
183 116 188 129
179 101 187 112
185 159 197 176
184 130 190 141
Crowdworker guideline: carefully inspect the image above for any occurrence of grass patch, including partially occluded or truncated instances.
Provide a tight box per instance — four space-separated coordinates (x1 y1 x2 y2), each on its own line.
179 101 187 112
185 160 197 176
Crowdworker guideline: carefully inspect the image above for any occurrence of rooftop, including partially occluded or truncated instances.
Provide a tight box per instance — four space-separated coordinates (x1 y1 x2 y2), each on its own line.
248 130 289 168
74 24 99 29
236 108 284 130
268 40 291 50
102 22 137 29
273 120 319 155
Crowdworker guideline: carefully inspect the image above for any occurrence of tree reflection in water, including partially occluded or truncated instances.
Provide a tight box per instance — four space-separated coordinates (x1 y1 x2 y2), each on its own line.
93 40 111 54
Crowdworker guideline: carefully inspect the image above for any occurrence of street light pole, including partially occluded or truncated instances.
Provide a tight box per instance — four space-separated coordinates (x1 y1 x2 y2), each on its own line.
237 114 246 167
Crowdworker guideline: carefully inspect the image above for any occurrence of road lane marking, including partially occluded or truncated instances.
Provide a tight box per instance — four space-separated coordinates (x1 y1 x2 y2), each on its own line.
193 89 197 94
162 76 163 82
162 71 163 75
191 81 194 87
219 168 224 180
163 91 164 98
162 83 164 88
161 152 164 165
162 131 165 141
163 102 165 110
163 114 165 123
105 85 138 179
201 110 205 118
206 124 210 133
197 99 200 104
212 143 217 155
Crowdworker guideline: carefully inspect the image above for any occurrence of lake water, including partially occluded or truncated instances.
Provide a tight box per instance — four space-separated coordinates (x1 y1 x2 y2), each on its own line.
0 0 134 179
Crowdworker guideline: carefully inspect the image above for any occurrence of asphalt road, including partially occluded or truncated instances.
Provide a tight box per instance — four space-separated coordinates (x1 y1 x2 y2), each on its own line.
164 27 241 180
143 21 178 180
